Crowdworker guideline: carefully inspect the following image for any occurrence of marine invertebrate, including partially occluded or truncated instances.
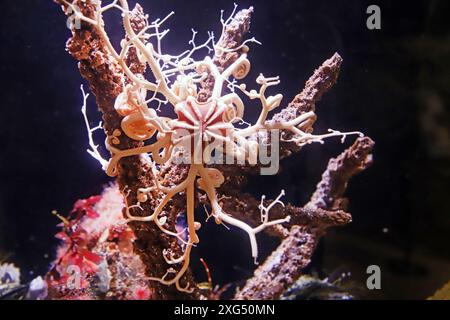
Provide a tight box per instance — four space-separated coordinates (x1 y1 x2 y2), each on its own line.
51 195 103 289
55 0 374 299
47 185 152 300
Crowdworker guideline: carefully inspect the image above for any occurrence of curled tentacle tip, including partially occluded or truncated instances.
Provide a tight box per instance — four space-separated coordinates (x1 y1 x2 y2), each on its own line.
159 217 167 225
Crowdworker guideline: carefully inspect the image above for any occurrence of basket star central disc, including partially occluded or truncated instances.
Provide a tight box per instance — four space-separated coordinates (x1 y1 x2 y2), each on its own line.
171 96 234 162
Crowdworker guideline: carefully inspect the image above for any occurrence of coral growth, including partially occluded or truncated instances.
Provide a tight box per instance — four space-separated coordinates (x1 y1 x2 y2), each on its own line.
54 0 374 299
47 185 151 300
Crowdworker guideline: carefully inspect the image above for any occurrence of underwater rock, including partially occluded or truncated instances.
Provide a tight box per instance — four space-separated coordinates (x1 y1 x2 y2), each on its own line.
27 276 48 300
280 275 354 300
0 263 48 300
0 263 20 285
